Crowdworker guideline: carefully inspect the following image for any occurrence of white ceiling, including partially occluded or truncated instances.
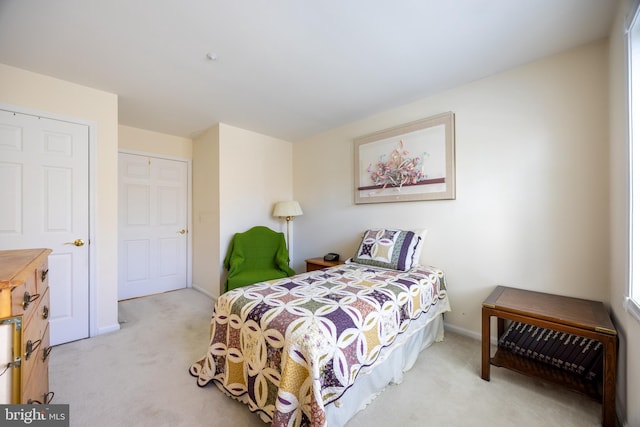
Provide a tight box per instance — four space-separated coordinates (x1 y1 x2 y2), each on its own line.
0 0 618 141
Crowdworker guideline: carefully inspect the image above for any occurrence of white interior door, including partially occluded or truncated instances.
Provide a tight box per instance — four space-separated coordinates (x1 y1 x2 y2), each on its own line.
118 153 188 300
0 109 90 346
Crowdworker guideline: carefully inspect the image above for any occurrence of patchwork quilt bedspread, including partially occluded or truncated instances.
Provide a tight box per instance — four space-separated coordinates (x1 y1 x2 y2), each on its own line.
190 263 450 427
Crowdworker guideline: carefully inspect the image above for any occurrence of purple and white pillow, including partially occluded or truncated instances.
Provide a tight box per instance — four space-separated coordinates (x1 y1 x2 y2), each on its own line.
348 228 422 271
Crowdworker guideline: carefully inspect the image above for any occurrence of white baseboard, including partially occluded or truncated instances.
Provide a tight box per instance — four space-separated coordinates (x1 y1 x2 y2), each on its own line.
95 323 120 336
191 284 217 301
443 322 479 340
444 322 498 346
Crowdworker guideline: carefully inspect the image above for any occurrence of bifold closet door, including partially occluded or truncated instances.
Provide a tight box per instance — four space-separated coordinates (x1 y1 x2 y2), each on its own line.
118 152 188 300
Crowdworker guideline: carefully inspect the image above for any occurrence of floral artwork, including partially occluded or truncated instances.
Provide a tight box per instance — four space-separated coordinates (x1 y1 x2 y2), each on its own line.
354 112 455 204
367 140 428 191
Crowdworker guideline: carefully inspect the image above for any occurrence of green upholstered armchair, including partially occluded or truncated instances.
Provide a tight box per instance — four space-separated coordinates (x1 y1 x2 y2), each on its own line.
223 226 295 292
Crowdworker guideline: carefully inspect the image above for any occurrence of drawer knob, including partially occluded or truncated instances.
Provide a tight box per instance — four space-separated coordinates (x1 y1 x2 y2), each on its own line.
42 305 49 320
41 268 48 282
25 339 41 361
27 392 54 405
43 346 52 362
22 291 41 310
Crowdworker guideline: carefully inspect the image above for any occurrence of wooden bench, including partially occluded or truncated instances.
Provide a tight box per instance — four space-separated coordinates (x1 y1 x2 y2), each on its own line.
481 286 617 427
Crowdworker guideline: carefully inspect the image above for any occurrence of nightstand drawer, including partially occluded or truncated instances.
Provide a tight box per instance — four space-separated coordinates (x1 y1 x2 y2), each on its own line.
305 257 343 272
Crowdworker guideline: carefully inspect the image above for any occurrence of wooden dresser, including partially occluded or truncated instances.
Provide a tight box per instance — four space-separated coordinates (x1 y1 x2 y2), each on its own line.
0 248 52 404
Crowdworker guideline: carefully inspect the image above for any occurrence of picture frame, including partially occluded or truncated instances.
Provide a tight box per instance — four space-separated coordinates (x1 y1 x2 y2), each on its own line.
354 112 455 204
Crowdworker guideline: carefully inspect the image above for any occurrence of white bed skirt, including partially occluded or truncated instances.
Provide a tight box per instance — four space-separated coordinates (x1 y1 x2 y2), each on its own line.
325 311 445 427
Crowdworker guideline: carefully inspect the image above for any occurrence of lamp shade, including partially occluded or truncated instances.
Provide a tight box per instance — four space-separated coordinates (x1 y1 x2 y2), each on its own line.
272 201 303 218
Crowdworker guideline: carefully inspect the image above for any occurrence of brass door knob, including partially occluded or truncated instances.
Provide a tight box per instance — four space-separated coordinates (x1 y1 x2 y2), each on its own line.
65 239 85 246
177 229 187 235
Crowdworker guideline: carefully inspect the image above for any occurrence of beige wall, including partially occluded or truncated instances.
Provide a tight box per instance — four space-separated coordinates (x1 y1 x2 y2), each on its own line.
0 63 119 335
192 123 293 297
218 124 294 293
609 1 640 425
294 41 610 338
118 125 192 158
192 124 221 297
218 123 293 240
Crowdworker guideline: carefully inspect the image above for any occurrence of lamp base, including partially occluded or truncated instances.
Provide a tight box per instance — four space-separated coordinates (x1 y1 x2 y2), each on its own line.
285 218 291 250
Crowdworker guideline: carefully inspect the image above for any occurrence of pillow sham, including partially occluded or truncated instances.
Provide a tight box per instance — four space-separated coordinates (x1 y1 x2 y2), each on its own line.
411 228 427 265
349 228 421 271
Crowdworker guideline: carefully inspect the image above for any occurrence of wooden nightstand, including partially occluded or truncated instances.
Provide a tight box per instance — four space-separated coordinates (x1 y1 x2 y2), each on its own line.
305 257 343 272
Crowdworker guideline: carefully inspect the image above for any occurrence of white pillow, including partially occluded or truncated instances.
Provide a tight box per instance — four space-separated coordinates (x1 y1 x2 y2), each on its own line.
411 228 428 266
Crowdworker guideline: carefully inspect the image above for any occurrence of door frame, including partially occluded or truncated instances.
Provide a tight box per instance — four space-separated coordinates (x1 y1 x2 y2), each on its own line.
0 102 99 339
118 149 193 291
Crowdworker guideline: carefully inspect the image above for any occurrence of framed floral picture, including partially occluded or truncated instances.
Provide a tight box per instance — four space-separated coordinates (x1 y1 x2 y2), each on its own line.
354 112 455 204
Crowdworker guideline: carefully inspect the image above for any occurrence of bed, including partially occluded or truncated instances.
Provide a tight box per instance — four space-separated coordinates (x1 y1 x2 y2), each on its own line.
190 229 450 427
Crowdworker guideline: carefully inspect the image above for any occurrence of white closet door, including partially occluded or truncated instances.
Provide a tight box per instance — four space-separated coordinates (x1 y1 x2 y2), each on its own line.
118 153 188 300
0 109 90 345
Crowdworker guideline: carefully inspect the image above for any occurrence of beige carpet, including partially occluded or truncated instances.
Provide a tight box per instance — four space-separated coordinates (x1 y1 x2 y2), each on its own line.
50 288 602 427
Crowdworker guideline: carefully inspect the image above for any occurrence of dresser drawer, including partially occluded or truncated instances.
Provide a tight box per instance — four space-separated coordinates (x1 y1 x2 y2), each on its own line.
10 271 39 323
36 257 49 295
21 324 50 404
21 287 50 387
0 288 11 318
